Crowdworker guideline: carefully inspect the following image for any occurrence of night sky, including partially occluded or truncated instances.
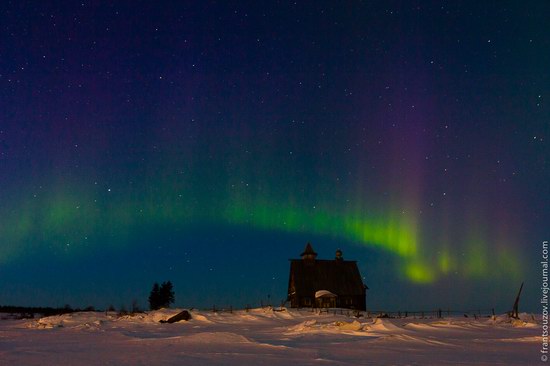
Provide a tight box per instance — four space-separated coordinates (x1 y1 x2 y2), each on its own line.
1 1 548 312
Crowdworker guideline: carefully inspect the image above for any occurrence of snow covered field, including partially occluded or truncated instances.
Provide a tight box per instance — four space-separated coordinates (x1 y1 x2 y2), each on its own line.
0 308 540 365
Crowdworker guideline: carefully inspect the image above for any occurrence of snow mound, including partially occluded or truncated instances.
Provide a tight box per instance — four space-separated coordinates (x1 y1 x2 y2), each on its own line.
141 309 184 323
287 319 367 334
191 313 212 323
28 317 64 329
184 332 252 344
28 312 110 329
511 318 537 328
288 319 318 332
403 320 477 331
379 334 456 347
335 320 363 331
369 318 404 332
272 309 295 320
487 313 538 327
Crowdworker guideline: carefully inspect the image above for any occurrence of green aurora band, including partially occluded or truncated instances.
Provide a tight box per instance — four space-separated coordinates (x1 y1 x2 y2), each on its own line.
0 180 523 285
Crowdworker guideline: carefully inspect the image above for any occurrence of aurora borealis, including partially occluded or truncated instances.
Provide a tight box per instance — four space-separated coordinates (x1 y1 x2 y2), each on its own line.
1 2 548 311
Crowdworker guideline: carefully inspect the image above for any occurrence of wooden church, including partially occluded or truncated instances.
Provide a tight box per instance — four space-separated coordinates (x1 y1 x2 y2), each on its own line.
287 243 368 310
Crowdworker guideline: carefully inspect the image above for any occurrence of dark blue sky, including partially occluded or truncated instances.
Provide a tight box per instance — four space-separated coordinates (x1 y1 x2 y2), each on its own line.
0 1 548 312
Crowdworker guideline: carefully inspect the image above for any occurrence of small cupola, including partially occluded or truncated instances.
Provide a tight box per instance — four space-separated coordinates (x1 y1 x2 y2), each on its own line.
301 242 318 262
335 248 343 261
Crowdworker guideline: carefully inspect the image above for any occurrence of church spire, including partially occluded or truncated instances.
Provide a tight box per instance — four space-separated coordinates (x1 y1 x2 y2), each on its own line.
300 242 317 261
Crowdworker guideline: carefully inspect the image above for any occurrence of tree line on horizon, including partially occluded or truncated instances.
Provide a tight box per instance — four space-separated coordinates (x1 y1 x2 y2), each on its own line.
1 280 177 317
